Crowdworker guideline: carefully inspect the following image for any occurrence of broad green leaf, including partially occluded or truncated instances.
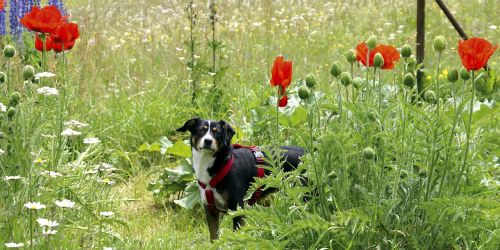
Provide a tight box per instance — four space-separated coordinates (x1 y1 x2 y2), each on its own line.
138 142 150 152
167 140 192 158
174 181 200 209
160 136 173 154
290 106 308 126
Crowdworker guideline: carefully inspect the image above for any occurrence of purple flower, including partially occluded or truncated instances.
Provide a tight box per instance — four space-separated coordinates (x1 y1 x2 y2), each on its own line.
9 0 21 39
0 1 6 36
48 0 65 15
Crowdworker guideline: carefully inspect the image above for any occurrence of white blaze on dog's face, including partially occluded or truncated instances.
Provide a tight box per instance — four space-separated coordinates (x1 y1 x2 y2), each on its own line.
176 118 235 154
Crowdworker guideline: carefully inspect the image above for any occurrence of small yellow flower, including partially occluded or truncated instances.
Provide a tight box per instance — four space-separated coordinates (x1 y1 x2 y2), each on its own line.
442 69 448 76
33 158 46 164
427 75 432 80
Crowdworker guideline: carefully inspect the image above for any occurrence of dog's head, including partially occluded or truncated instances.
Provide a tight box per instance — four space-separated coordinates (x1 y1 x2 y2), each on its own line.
177 118 235 153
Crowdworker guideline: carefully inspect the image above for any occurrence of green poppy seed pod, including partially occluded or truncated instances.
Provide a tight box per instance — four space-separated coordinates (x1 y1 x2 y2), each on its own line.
403 73 415 88
433 36 446 52
330 61 342 78
305 73 316 88
11 92 21 103
401 44 412 58
298 86 311 100
460 68 470 80
406 55 417 72
346 49 356 64
373 53 384 68
22 65 35 80
366 35 377 50
447 68 459 83
352 77 363 89
340 72 352 86
367 109 378 121
424 90 436 103
3 45 16 58
0 72 6 84
363 147 376 160
0 131 5 139
7 107 15 119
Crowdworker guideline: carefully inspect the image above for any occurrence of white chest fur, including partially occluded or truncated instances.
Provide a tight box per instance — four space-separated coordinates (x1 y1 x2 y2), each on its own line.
192 148 227 210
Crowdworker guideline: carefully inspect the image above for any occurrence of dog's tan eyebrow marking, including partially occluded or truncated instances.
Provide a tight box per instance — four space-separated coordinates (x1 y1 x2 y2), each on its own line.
212 127 218 131
202 125 208 129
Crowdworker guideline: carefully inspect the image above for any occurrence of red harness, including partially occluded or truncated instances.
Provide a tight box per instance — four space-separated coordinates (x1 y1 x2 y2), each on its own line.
197 144 266 212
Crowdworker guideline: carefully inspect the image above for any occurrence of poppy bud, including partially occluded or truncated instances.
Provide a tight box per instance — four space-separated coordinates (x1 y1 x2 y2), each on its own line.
433 36 446 52
0 131 5 139
10 92 21 106
340 72 352 86
367 109 378 121
305 73 316 88
401 44 412 58
298 86 311 100
373 53 384 68
7 107 15 119
330 61 342 78
346 49 356 64
352 77 363 89
3 45 16 58
460 68 470 80
363 147 376 160
0 72 5 84
406 55 417 72
424 90 436 103
23 65 35 80
403 73 415 88
366 35 377 50
447 68 459 83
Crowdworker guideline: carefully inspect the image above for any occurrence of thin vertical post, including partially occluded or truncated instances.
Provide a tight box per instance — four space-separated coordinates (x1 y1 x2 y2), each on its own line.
416 0 425 95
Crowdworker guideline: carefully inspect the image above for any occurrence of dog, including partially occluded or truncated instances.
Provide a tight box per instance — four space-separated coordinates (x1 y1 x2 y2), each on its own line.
177 118 304 241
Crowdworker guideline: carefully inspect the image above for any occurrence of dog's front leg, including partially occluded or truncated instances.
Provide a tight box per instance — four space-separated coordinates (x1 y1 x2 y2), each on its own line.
204 205 220 241
233 215 245 231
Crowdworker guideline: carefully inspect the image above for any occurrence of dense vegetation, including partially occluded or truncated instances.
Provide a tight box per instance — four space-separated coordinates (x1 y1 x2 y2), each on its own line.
0 0 498 249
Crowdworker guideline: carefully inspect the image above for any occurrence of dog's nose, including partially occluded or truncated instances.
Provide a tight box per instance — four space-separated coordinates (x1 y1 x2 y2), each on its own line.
204 139 213 146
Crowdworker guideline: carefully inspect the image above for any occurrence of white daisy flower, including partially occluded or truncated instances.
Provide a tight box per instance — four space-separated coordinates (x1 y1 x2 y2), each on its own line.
24 202 46 210
83 137 100 145
34 72 56 80
37 86 59 96
83 170 98 175
103 247 114 250
4 176 22 181
99 211 114 217
0 149 5 155
42 228 58 235
55 199 76 209
37 218 59 228
64 120 89 128
0 103 6 112
489 25 497 30
98 178 115 185
61 128 82 137
42 171 63 178
5 242 24 248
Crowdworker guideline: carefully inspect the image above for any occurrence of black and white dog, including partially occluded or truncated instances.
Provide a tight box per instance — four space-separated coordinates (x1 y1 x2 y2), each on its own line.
177 118 304 241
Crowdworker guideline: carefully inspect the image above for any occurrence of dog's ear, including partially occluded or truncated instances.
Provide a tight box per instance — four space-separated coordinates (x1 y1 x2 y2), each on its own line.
177 117 200 133
219 120 235 143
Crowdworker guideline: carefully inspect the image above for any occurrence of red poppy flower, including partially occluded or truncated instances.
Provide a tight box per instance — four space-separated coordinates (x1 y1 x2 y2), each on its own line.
458 37 498 71
355 42 401 69
51 38 76 53
35 34 53 51
278 95 288 107
20 6 65 33
52 22 79 44
270 55 293 88
0 2 4 11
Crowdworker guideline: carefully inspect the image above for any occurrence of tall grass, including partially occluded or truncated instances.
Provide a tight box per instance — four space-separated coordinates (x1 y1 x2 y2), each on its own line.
0 0 498 249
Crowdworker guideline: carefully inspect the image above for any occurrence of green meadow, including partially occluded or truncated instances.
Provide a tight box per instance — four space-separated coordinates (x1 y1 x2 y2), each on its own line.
0 0 499 249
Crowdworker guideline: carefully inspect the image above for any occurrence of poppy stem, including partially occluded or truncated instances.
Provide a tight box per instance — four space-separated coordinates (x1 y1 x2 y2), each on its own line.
453 70 475 195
